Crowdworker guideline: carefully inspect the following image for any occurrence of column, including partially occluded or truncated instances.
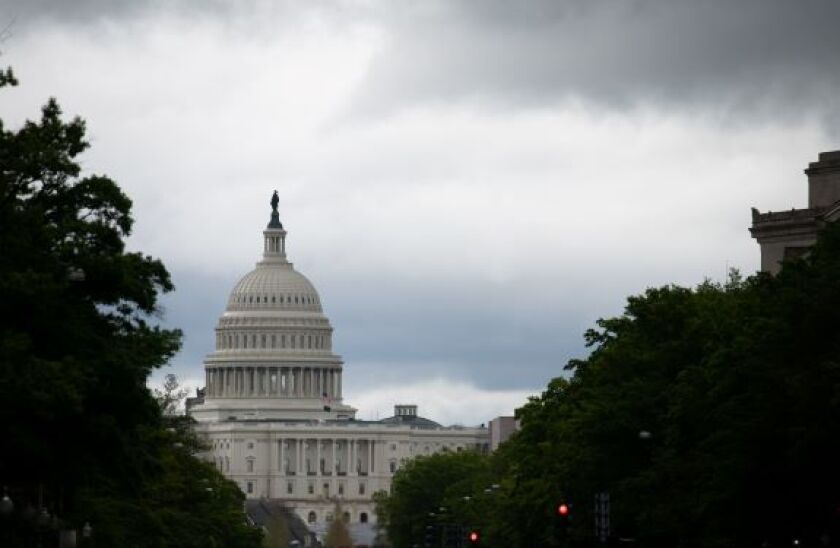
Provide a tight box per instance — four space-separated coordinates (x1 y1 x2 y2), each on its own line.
298 368 303 397
316 439 321 476
280 439 285 476
337 370 342 399
350 440 357 476
297 439 303 475
370 440 375 474
332 439 337 475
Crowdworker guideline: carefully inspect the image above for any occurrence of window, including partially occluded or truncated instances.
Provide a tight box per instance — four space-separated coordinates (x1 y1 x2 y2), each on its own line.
389 461 396 473
247 442 254 450
308 511 317 524
246 481 254 494
360 512 368 524
323 483 330 496
287 482 294 494
272 296 276 303
359 483 366 495
308 483 314 494
338 483 344 495
390 443 397 451
247 458 254 472
261 335 266 348
271 335 276 348
251 335 256 347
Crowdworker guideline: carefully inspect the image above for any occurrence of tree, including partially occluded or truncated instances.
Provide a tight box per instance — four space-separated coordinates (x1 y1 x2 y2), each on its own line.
0 70 261 546
262 510 291 548
377 451 491 548
153 373 190 415
382 221 840 547
324 500 354 548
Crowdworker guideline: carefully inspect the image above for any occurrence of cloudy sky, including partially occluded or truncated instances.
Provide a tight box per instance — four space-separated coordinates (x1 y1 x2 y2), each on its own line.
2 0 838 425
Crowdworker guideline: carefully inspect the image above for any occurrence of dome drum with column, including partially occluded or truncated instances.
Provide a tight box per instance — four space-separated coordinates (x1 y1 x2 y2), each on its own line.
189 194 355 422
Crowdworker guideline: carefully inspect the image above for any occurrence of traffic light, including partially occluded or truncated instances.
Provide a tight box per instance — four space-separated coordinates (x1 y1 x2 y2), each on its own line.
468 530 480 545
556 501 571 538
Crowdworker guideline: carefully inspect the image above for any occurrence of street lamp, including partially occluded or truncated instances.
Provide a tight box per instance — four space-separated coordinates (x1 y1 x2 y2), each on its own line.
0 487 13 515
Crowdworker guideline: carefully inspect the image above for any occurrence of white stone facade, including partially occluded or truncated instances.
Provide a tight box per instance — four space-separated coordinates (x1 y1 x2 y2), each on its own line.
188 196 489 527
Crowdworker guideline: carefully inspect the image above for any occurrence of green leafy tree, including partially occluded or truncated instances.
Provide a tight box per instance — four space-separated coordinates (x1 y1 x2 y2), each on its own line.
0 71 261 546
384 223 840 547
377 451 490 548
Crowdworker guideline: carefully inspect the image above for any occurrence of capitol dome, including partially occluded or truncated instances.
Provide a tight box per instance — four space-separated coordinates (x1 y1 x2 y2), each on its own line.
191 192 355 421
226 264 323 313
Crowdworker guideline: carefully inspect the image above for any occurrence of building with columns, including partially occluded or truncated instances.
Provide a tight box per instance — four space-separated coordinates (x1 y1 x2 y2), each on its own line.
751 150 840 274
187 193 489 528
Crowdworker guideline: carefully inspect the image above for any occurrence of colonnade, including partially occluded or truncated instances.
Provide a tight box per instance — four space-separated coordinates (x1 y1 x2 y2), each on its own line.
277 438 376 477
206 366 341 399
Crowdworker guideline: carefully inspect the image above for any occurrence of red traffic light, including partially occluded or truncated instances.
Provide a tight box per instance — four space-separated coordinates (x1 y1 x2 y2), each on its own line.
557 503 569 516
469 530 480 543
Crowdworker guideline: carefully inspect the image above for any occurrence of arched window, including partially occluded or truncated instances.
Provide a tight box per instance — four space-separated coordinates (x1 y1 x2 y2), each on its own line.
360 512 368 524
307 511 317 524
272 295 276 303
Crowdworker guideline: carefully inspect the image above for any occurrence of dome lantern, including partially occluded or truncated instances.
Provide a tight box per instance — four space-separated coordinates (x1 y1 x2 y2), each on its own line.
263 190 287 264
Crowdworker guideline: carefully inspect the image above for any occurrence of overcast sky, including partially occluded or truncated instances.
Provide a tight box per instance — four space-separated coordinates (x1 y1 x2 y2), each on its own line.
2 0 838 425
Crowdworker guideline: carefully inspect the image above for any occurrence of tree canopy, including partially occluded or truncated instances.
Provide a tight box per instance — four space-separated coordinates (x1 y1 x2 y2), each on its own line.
378 223 840 547
0 69 260 546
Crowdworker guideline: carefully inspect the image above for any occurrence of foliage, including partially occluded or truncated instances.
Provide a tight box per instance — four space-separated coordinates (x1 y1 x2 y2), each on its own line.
324 500 354 548
0 72 260 546
379 224 840 547
154 373 191 415
376 451 492 548
261 506 291 548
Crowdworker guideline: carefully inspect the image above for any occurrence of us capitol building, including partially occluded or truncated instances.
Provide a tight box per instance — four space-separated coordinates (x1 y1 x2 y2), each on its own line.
187 193 493 528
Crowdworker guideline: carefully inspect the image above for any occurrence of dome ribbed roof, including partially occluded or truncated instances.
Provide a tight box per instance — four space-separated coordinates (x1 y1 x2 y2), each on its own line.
226 263 323 312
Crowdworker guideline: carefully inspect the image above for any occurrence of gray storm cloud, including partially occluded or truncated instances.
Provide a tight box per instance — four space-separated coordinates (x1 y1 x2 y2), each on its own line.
5 0 839 121
3 0 837 411
351 0 840 124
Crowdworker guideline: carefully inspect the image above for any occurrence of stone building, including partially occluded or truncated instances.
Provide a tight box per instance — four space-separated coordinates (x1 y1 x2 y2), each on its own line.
187 194 489 528
751 150 840 273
